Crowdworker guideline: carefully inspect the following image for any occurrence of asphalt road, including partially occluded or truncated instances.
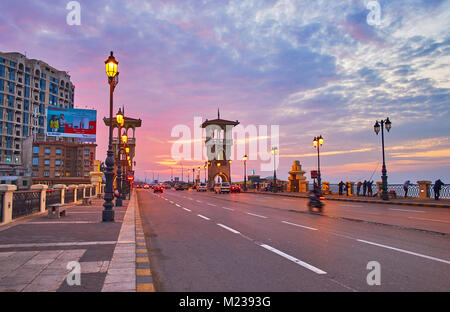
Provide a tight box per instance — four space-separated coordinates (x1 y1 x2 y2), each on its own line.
137 189 450 292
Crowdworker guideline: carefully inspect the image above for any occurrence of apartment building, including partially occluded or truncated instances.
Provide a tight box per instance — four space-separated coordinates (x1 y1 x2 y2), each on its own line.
0 51 75 167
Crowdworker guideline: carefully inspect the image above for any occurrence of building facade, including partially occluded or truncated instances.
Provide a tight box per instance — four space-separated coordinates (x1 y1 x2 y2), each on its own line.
0 51 75 168
30 134 96 186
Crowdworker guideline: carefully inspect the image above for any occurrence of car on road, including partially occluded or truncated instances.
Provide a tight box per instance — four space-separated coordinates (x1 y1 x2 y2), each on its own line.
174 184 184 191
143 184 150 189
196 183 207 192
230 184 241 193
154 185 164 193
214 182 231 194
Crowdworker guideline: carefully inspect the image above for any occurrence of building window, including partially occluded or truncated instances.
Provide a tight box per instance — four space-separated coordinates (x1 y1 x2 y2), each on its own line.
0 65 4 77
7 81 14 94
55 160 61 166
33 146 39 154
44 159 50 165
0 79 3 91
9 69 15 81
44 171 50 177
45 148 50 154
55 171 61 177
84 160 89 166
84 149 90 156
56 148 61 155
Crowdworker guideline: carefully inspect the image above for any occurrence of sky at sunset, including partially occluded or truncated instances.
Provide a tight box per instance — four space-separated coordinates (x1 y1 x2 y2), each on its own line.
1 0 449 183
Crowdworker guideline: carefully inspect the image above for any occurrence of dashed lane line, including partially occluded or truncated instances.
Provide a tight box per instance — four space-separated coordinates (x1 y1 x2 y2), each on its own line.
222 207 234 211
259 243 327 275
389 208 425 213
281 221 318 231
197 214 211 221
183 208 192 212
175 204 181 207
357 239 450 265
207 203 217 207
246 212 268 219
217 223 240 234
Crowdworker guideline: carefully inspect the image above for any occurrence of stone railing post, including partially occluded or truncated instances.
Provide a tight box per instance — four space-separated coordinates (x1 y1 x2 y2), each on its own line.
69 185 78 202
79 184 86 200
30 184 49 213
54 184 66 204
0 185 17 225
417 181 432 199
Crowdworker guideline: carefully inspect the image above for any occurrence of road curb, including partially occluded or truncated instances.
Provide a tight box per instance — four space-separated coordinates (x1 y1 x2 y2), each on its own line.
134 191 155 292
243 192 450 208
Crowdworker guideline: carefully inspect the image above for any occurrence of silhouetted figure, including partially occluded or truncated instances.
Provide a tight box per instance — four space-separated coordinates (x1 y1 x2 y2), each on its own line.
344 183 348 196
363 180 367 196
433 179 444 200
367 181 373 197
403 180 410 198
338 181 344 195
357 181 362 196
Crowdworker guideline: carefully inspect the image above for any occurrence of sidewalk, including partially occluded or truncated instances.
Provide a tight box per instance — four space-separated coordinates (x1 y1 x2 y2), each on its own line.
0 191 151 292
244 190 450 208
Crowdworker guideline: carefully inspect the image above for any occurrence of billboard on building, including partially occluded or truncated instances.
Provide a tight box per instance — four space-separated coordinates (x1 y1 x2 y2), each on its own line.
46 107 97 140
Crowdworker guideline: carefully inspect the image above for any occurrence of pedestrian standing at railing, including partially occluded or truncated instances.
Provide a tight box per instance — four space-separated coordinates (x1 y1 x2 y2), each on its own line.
434 179 444 200
357 181 362 196
367 181 373 197
338 181 344 195
403 180 410 198
363 180 367 196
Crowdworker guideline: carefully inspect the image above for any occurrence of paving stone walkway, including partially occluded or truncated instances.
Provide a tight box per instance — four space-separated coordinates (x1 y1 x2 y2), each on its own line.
0 193 140 292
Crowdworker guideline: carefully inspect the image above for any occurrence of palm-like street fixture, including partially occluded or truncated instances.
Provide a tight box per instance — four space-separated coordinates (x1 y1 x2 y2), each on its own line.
374 117 392 201
103 51 119 222
313 135 324 191
115 108 124 207
243 155 248 191
271 147 278 193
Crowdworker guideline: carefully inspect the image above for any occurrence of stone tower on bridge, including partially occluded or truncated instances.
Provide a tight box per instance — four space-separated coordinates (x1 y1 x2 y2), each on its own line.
201 110 239 188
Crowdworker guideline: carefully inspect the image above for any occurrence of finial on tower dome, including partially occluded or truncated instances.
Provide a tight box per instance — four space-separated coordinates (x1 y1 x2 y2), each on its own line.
218 108 220 119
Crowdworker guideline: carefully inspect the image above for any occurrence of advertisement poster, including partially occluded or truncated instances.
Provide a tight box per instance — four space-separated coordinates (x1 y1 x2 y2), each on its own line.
46 107 97 140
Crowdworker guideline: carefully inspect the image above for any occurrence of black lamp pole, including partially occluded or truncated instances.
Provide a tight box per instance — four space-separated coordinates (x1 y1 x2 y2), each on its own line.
115 110 123 207
374 118 392 201
272 147 278 193
103 51 118 222
243 155 248 192
313 135 324 192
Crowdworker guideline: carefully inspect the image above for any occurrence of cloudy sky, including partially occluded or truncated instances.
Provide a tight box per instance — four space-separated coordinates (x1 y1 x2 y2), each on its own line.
1 0 449 183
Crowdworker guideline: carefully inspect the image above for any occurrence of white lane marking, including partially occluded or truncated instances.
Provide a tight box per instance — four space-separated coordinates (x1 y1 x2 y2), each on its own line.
222 207 234 211
259 244 327 274
246 212 267 219
389 208 425 213
0 241 117 249
207 203 217 207
175 204 181 207
281 221 318 231
357 239 450 265
408 217 450 224
169 201 174 204
26 221 99 224
197 214 210 220
217 223 240 234
196 200 203 203
188 198 194 200
182 208 192 212
339 204 364 208
282 198 292 201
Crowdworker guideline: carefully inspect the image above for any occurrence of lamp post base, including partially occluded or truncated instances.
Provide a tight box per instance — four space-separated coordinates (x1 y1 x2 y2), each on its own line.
102 209 115 222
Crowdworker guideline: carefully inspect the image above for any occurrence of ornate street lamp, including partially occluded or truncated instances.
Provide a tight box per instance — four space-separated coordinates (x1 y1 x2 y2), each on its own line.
313 135 324 191
204 162 207 184
115 108 124 207
271 147 278 193
122 133 128 199
374 117 392 200
103 51 119 222
243 155 248 191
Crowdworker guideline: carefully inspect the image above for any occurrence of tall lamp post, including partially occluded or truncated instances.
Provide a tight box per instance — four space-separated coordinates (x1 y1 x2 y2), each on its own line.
103 51 119 222
122 133 128 198
271 147 278 193
115 108 124 207
204 162 207 184
313 135 324 191
243 155 248 191
374 117 392 201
